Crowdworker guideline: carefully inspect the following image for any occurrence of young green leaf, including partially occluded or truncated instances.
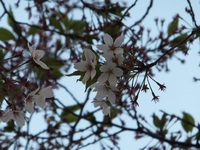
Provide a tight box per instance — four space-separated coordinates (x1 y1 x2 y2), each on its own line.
152 113 161 128
0 28 15 41
168 17 179 37
181 111 195 133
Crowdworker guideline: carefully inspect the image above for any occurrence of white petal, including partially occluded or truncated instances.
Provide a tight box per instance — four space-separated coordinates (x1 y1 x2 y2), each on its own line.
39 86 54 98
114 34 124 47
107 61 116 69
82 71 91 84
25 100 34 114
102 104 110 116
102 51 114 61
108 90 116 104
104 33 113 46
90 69 96 79
13 111 25 127
109 74 117 86
93 100 103 107
96 90 106 100
98 73 108 83
33 95 46 108
84 48 96 62
74 61 87 71
27 43 36 54
34 60 49 70
97 44 110 51
113 68 123 77
35 50 45 60
114 47 124 54
100 65 109 72
28 87 40 96
1 110 13 122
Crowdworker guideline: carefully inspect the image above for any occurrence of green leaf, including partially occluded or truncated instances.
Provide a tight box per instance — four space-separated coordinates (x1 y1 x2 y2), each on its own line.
65 103 82 112
170 33 188 50
49 17 64 32
4 121 15 132
63 16 86 33
66 70 82 77
63 113 79 123
0 28 15 41
181 112 195 133
85 112 96 123
28 27 40 35
168 17 179 37
110 107 119 119
7 7 15 29
61 104 82 123
153 113 161 128
160 114 168 129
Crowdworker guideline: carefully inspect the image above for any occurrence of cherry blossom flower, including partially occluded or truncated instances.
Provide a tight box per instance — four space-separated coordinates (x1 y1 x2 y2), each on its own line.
1 109 26 127
103 51 124 65
25 86 54 113
74 48 97 84
93 82 118 104
97 33 124 55
98 62 123 86
93 100 110 116
28 43 49 70
25 88 40 113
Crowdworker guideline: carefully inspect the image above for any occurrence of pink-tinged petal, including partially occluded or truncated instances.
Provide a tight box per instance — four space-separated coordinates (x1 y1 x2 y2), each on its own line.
107 61 116 69
108 74 117 86
74 61 87 71
108 90 115 104
28 87 40 96
93 100 102 107
1 110 13 122
100 65 109 72
114 47 124 54
113 68 123 77
82 71 90 84
102 104 110 116
98 73 108 83
104 33 113 46
102 51 113 61
84 48 96 62
25 100 34 114
97 44 110 51
34 50 45 60
114 34 124 47
115 54 124 65
13 111 25 127
96 90 106 100
33 95 46 108
90 69 96 79
34 60 49 70
27 43 36 54
39 86 54 98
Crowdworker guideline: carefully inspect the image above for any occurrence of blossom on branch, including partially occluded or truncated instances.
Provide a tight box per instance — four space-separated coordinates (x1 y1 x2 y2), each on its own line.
93 83 118 104
98 62 123 86
25 86 54 113
93 100 110 116
74 48 97 84
0 110 26 127
28 43 49 70
97 33 124 55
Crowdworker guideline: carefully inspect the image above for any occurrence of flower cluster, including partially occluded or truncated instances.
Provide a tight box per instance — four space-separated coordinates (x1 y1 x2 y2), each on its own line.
0 86 54 127
28 43 49 70
0 43 53 127
71 33 124 116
